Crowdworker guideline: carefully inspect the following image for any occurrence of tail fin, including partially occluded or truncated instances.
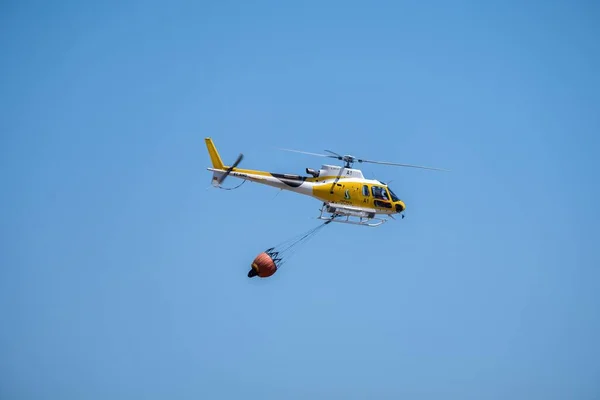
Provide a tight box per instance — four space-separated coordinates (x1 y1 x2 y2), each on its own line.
205 137 225 170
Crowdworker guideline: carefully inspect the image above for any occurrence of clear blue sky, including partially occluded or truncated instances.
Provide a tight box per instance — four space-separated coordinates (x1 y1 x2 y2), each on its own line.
1 1 599 398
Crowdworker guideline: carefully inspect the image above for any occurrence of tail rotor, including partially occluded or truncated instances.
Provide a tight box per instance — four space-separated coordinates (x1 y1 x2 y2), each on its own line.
216 153 244 186
211 153 244 188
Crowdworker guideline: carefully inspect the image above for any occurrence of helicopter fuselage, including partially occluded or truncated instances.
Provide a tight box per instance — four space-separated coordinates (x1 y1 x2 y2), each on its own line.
208 163 406 216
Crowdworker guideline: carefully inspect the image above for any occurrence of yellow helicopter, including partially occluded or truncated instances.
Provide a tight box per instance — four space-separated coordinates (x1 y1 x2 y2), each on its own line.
205 137 447 227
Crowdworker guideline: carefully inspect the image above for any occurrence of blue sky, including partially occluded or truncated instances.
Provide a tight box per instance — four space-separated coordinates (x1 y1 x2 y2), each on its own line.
1 0 599 398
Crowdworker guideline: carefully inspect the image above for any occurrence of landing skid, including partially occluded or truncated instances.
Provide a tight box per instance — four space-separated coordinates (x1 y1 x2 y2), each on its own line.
318 204 388 227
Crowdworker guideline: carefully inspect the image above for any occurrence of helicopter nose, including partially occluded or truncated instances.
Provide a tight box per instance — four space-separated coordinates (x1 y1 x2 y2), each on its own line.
396 201 406 213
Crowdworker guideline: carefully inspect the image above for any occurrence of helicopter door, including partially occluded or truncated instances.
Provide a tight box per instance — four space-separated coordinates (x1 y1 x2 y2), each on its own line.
371 185 392 209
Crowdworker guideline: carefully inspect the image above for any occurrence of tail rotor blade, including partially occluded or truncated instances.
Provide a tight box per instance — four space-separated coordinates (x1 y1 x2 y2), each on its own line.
231 153 244 169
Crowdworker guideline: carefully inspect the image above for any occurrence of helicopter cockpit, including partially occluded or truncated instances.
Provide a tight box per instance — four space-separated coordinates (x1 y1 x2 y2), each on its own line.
387 186 406 212
371 185 389 200
371 183 405 213
386 186 400 202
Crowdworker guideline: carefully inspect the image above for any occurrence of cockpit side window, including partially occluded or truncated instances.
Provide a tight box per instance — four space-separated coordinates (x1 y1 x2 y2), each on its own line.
388 187 400 202
362 185 370 196
371 185 389 200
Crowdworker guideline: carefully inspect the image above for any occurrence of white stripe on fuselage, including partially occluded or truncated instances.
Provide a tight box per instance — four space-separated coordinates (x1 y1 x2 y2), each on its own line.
208 168 387 197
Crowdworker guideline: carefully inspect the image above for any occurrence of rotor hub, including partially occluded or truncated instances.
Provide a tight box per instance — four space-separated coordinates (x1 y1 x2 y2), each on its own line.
341 155 361 168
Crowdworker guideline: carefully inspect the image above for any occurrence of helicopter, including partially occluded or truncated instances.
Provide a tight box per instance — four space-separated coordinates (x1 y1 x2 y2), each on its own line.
205 137 447 227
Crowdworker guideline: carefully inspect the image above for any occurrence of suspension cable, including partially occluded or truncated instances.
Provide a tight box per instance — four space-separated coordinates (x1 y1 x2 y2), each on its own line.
272 220 331 268
217 180 247 190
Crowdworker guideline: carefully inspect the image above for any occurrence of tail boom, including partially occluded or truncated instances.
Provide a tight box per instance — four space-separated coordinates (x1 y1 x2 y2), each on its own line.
207 166 313 194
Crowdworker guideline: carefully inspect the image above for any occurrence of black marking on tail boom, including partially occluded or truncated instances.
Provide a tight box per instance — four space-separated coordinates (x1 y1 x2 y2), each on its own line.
270 172 307 188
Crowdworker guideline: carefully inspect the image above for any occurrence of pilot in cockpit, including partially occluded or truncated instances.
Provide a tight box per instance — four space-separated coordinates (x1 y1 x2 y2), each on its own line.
373 186 388 200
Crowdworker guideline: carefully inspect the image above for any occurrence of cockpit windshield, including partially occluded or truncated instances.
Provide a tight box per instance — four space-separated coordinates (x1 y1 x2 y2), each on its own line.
387 187 400 202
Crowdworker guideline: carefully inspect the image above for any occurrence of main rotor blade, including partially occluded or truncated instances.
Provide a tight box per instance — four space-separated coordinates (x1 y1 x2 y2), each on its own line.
324 149 343 159
278 147 448 171
358 159 449 171
278 148 339 159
